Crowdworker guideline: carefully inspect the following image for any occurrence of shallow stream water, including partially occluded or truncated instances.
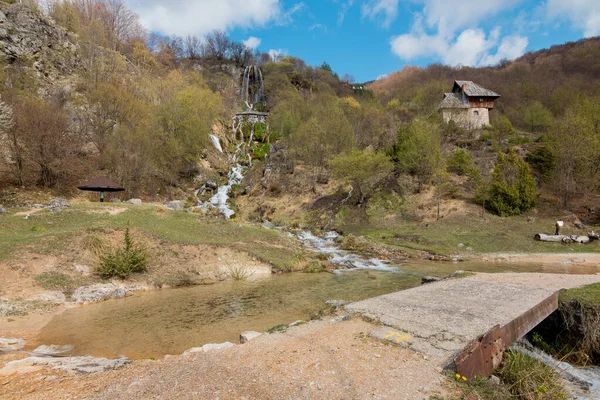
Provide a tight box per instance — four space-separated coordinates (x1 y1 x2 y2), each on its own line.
33 261 599 359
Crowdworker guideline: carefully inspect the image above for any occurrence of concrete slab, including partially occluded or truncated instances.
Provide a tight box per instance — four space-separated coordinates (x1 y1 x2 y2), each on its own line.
348 273 600 365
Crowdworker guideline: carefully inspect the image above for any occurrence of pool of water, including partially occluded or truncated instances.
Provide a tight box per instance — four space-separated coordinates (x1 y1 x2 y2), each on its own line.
33 261 600 359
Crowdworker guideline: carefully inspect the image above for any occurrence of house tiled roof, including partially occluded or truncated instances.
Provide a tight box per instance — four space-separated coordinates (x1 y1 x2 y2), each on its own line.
438 93 469 109
454 81 500 98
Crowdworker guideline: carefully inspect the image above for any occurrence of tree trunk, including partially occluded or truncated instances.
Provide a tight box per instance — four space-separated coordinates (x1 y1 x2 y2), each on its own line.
534 234 591 243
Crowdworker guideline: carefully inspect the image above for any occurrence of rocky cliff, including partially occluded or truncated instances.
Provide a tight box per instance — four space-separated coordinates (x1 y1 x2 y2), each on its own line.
0 2 79 83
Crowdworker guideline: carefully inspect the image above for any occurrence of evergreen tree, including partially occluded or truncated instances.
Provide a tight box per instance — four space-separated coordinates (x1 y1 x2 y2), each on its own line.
487 150 537 216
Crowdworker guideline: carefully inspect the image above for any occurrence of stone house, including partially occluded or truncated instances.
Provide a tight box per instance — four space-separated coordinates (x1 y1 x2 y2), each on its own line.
438 81 500 129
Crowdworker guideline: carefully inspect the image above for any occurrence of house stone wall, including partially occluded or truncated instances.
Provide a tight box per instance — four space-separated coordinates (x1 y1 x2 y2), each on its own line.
441 107 490 130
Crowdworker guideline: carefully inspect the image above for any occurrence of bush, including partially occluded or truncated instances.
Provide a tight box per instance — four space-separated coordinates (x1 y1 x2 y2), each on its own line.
487 150 537 216
97 228 148 279
526 146 555 181
448 148 475 176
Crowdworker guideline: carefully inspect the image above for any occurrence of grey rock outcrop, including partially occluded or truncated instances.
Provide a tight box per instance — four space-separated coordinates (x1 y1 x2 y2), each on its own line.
0 3 80 83
165 200 184 211
239 331 262 344
48 197 71 212
71 283 142 304
31 344 74 357
0 338 25 353
0 356 129 375
128 198 142 206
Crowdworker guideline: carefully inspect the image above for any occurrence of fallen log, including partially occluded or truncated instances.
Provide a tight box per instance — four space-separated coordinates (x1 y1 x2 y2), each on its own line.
534 234 591 244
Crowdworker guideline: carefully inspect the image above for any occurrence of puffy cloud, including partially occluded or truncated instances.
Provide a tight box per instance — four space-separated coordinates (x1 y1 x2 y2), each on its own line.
391 27 528 67
124 0 296 37
362 0 521 33
387 0 528 66
243 36 262 50
480 35 529 66
545 0 600 37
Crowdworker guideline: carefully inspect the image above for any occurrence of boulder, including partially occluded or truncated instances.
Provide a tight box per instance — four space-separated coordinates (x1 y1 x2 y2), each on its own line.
0 206 6 213
165 200 184 211
240 331 262 344
0 338 25 353
111 198 122 203
128 199 142 206
47 198 71 212
206 182 218 190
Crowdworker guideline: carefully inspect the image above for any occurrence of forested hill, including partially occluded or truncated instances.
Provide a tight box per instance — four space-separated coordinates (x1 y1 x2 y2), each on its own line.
368 37 600 130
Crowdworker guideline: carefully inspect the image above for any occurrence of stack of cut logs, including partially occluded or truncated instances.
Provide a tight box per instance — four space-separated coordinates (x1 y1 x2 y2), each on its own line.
534 232 600 244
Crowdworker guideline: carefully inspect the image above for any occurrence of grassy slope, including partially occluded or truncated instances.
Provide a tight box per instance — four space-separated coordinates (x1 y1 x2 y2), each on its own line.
0 203 303 271
343 210 600 257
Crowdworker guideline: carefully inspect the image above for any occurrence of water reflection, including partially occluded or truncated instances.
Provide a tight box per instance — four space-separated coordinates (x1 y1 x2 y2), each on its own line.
34 261 599 359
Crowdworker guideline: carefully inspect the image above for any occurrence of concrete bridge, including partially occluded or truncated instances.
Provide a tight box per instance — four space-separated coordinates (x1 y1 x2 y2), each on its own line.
345 273 600 379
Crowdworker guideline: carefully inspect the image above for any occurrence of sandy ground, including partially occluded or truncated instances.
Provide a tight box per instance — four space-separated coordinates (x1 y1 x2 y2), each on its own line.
0 318 448 400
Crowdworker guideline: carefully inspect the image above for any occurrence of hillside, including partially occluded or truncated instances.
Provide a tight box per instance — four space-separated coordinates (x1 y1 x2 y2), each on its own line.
1 1 600 254
368 37 600 128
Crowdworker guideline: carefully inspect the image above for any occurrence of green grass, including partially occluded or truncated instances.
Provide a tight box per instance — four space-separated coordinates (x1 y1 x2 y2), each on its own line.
347 213 600 257
497 351 567 400
560 283 600 305
35 271 82 296
0 204 304 272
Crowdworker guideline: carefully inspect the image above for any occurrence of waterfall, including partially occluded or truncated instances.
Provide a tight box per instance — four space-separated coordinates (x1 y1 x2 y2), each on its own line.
241 65 265 109
194 66 267 219
209 135 223 153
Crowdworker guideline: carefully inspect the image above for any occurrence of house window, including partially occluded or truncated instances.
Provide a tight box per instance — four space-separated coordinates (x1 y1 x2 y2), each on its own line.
479 98 483 102
474 111 479 117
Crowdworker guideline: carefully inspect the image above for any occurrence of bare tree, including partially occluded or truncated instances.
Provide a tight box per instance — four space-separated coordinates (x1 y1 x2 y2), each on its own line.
201 30 231 61
102 0 145 50
184 35 202 59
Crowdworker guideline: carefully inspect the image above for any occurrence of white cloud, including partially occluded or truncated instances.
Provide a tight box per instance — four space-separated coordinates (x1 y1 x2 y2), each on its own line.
268 49 287 62
480 35 529 66
362 0 400 28
376 74 389 80
243 36 262 50
124 0 300 37
545 0 600 37
391 27 528 67
387 0 528 66
362 0 521 32
335 0 354 25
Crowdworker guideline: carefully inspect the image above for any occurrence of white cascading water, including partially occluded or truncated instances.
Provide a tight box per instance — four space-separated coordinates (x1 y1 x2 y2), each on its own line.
293 231 399 272
206 164 245 219
194 65 267 219
515 340 600 400
209 135 223 153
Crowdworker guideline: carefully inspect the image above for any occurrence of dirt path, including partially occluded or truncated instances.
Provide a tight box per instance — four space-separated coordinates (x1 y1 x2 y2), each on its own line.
1 318 447 400
476 252 600 265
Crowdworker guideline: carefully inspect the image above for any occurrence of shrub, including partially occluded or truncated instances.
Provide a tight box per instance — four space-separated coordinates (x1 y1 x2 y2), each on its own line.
486 150 537 216
97 228 148 279
526 146 555 181
448 148 475 176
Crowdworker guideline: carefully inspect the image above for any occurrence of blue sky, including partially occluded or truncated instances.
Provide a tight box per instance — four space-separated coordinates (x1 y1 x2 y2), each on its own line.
126 0 600 82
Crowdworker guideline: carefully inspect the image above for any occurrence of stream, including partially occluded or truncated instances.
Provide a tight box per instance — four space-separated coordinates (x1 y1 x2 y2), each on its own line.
32 260 600 360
